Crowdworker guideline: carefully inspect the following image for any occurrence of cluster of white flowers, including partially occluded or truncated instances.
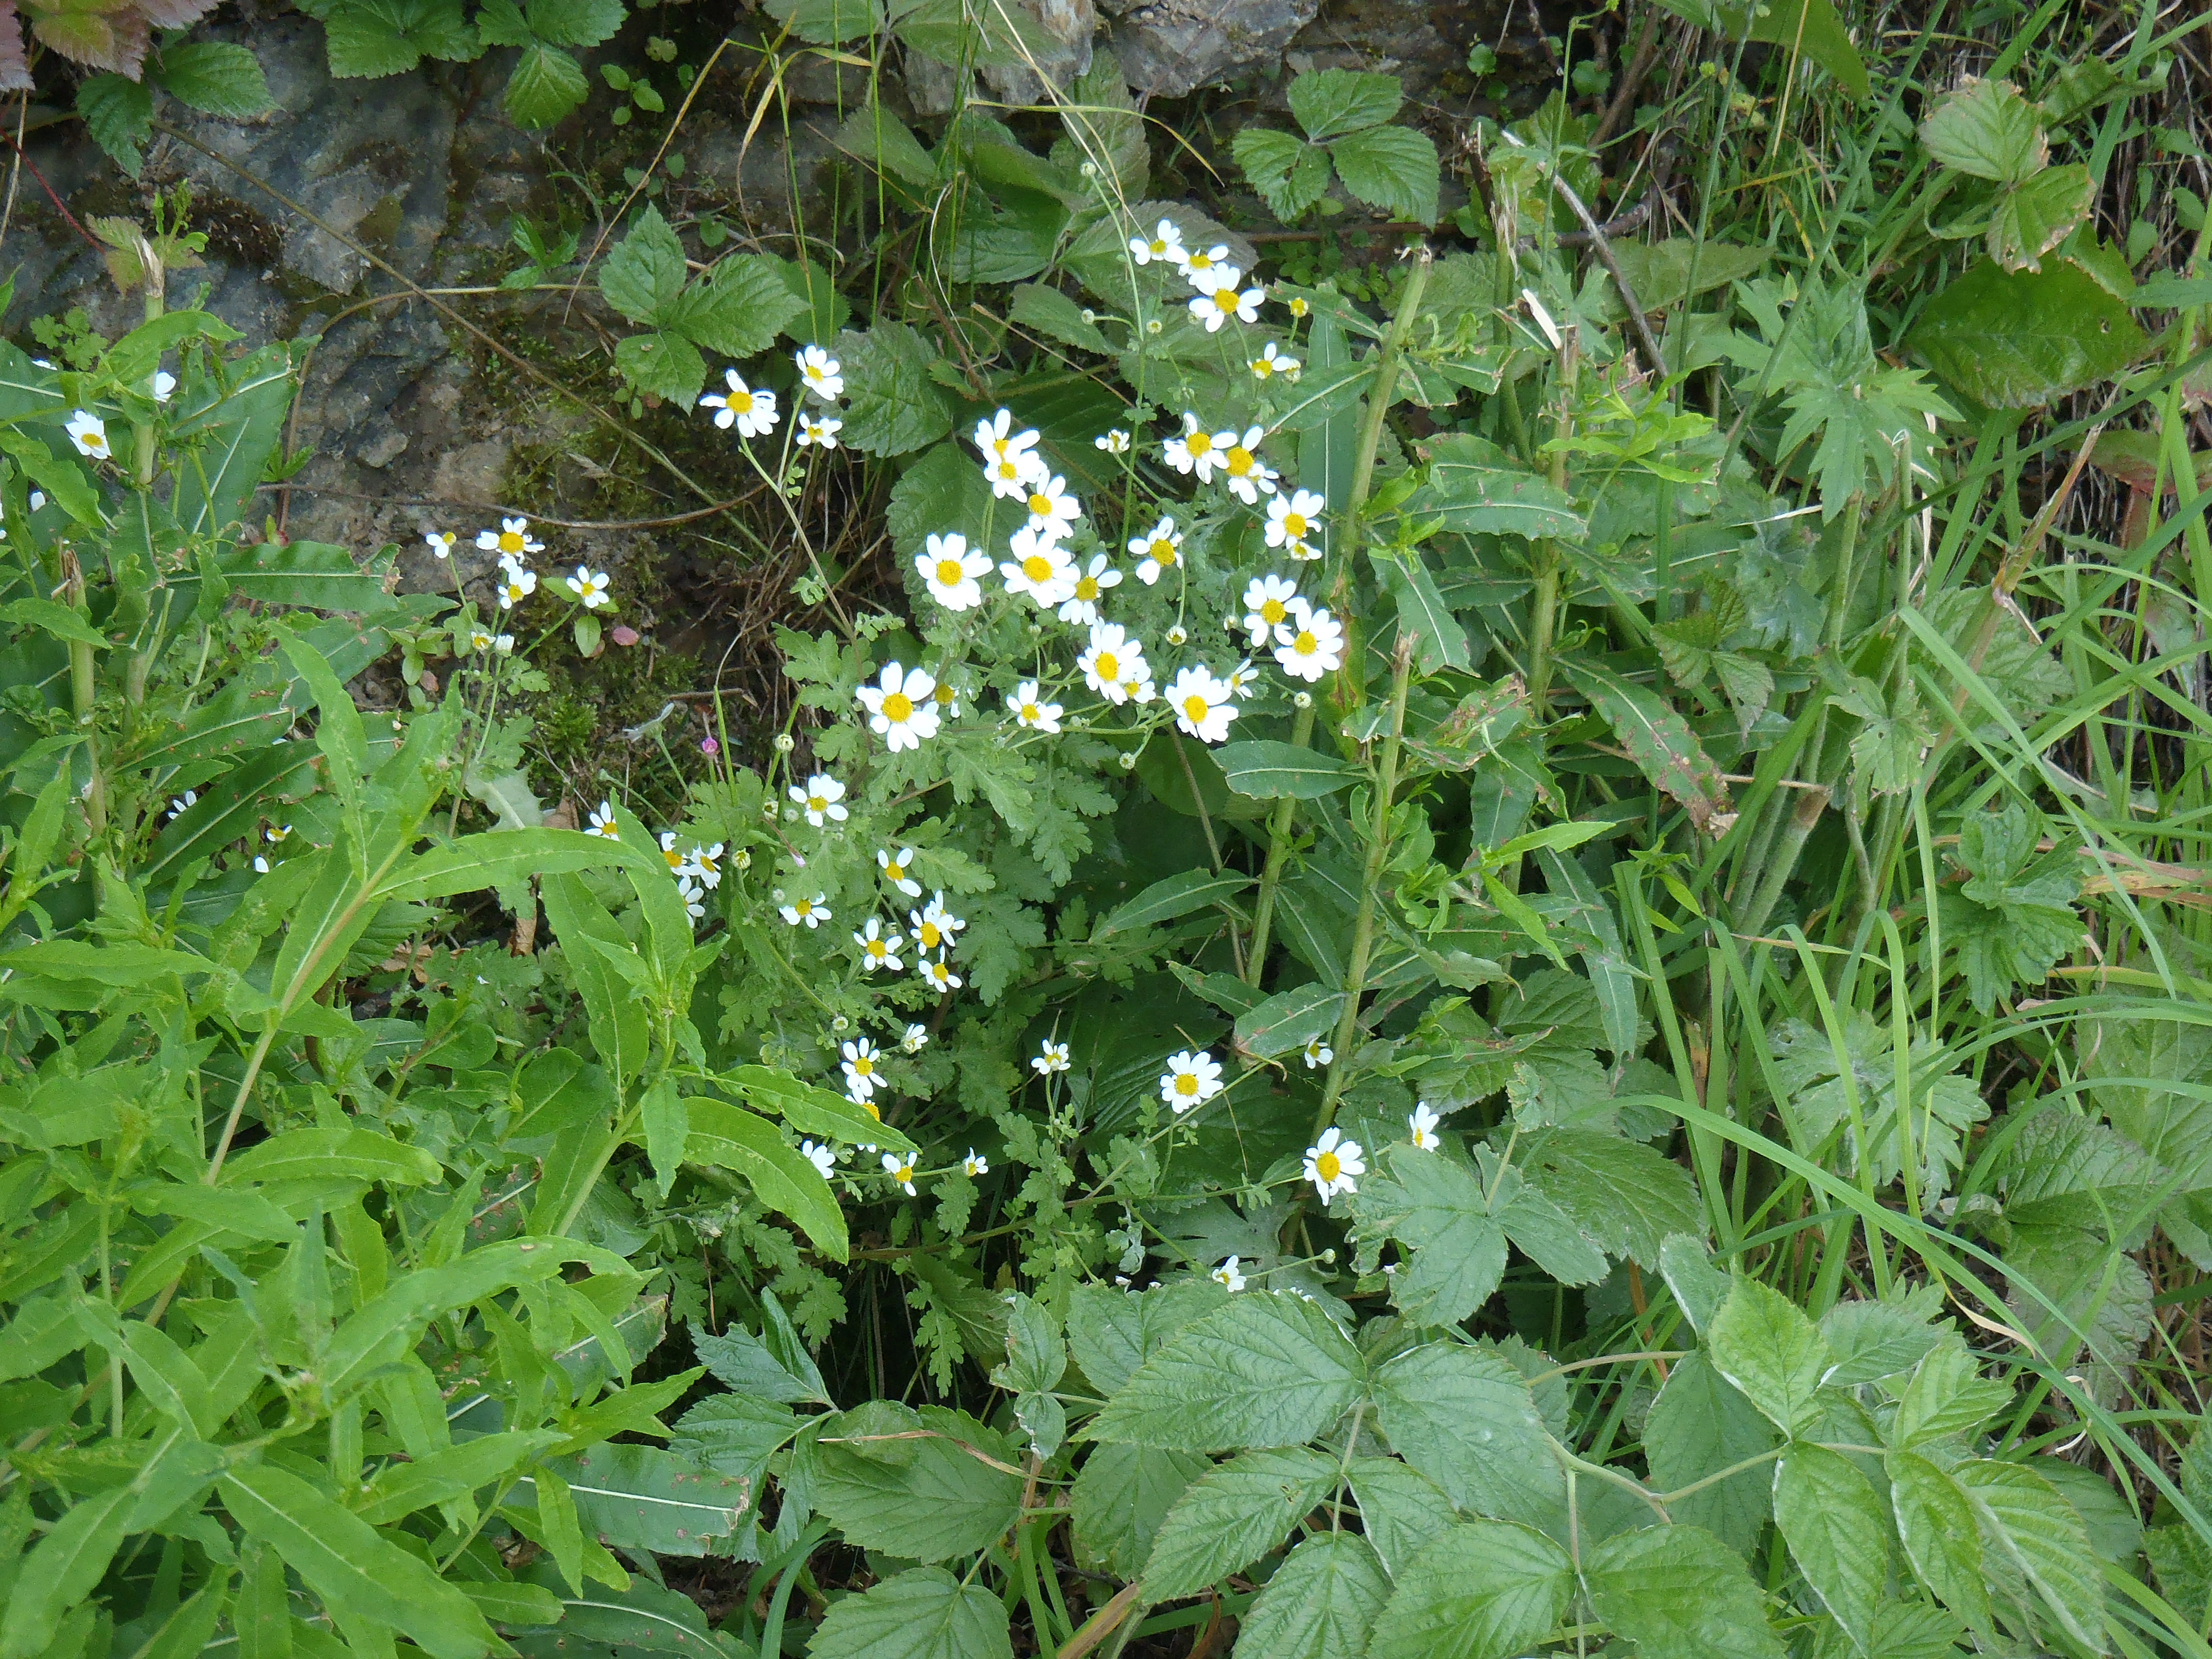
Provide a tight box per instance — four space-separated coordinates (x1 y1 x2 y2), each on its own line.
701 344 845 450
419 516 613 629
659 830 732 919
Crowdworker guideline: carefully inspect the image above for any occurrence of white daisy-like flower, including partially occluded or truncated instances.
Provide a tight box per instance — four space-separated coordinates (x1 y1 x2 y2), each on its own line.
677 877 708 921
974 409 1045 493
1167 665 1239 744
842 1037 884 1097
855 661 941 753
1275 600 1345 683
267 824 292 844
64 410 109 460
659 829 691 875
497 563 537 610
802 1139 836 1176
922 953 962 993
1409 1102 1442 1150
877 847 922 898
882 1151 916 1195
1033 1040 1071 1076
1215 426 1278 503
797 415 842 450
152 370 176 402
1162 413 1221 480
1179 243 1231 281
1094 429 1131 453
1191 278 1264 333
917 532 991 612
1009 680 1064 734
1266 489 1326 551
700 369 778 437
494 633 515 653
1250 343 1299 381
565 566 612 609
791 773 848 826
853 917 905 973
1020 474 1082 544
1225 657 1260 700
780 893 832 927
900 1022 930 1053
796 344 843 400
1130 217 1188 266
424 530 458 559
1242 574 1299 647
1303 1035 1333 1069
962 1148 989 1178
168 789 197 820
469 627 495 652
479 516 543 560
910 894 966 954
690 843 727 888
1160 1049 1224 1113
1078 622 1149 705
984 447 1043 499
586 801 620 839
1304 1127 1365 1203
1128 516 1183 585
1288 295 1310 319
934 680 963 719
1000 528 1078 608
1058 554 1122 625
1212 1256 1246 1292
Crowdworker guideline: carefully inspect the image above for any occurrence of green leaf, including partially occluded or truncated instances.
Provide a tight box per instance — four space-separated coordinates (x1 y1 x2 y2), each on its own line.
322 1238 588 1396
0 1485 133 1659
154 42 272 117
77 75 154 174
762 0 886 44
1094 869 1254 937
1516 1127 1704 1267
1371 1341 1565 1530
382 827 641 903
806 1567 1013 1659
1233 1532 1391 1658
1375 550 1472 671
1009 284 1112 353
219 1463 497 1659
1141 1446 1338 1600
1818 1294 1947 1386
221 1126 440 1188
1949 1458 2102 1650
1775 1445 1888 1645
1288 68 1404 141
684 1098 847 1261
1707 1275 1833 1437
1345 1457 1456 1579
1214 740 1361 800
1089 1291 1364 1453
808 1405 1022 1561
1233 129 1334 222
1366 1519 1574 1659
613 329 706 404
527 0 627 47
530 1444 746 1556
1990 164 2093 271
505 43 589 128
1581 1523 1786 1659
1713 0 1867 100
690 1320 827 1405
661 255 809 358
1917 76 2047 183
1070 1443 1207 1580
1890 1335 2012 1447
1347 1145 1506 1326
729 1064 916 1152
1414 435 1586 539
1886 1450 1990 1633
838 322 954 456
599 204 688 325
1642 1353 1778 1555
1065 1279 1227 1397
0 597 106 648
1328 125 1441 224
1560 660 1732 836
324 0 482 77
1909 257 2147 408
1235 982 1346 1062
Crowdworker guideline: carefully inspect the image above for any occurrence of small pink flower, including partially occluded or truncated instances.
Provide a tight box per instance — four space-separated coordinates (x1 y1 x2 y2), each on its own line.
701 735 720 756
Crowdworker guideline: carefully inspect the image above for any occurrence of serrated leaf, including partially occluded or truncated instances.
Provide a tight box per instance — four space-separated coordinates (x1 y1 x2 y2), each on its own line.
1141 1446 1337 1599
1775 1444 1888 1644
837 322 953 457
1910 257 2147 408
1582 1523 1786 1659
1233 1532 1391 1658
77 74 154 175
1009 284 1111 353
1288 68 1403 142
1233 128 1334 222
1064 1279 1227 1398
1562 660 1732 835
154 41 271 118
1890 1335 2012 1447
1888 1449 1990 1632
808 1405 1021 1560
1328 124 1441 224
1707 1275 1833 1437
505 43 589 129
1950 1458 2103 1651
1366 1519 1574 1659
1089 1291 1363 1452
1644 1353 1777 1555
806 1566 1013 1659
1071 1442 1206 1579
323 0 481 77
1345 1457 1457 1579
599 204 688 326
1918 77 2048 183
1371 1341 1565 1530
1516 1127 1704 1267
661 255 808 358
527 0 626 47
1990 164 2093 271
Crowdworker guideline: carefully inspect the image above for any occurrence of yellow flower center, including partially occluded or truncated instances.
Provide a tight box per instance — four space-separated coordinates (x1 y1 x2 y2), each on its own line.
883 692 914 722
1262 598 1287 625
1096 652 1121 680
1190 253 1213 271
1284 513 1307 538
1076 576 1098 600
1022 555 1052 582
1252 359 1271 377
795 900 814 916
498 530 525 554
731 392 754 413
868 940 887 958
1150 541 1176 564
1175 1074 1199 1096
1295 631 1318 655
1149 238 1167 254
664 847 686 869
807 365 825 381
1227 447 1254 475
865 1101 882 1120
919 922 941 948
1183 695 1210 723
894 1163 912 1181
698 854 717 874
1215 287 1240 310
885 859 904 880
808 794 826 812
1316 1151 1341 1182
935 559 964 584
996 459 1020 479
854 1057 873 1076
1021 703 1040 721
1291 299 1308 316
1188 435 1213 456
1028 492 1052 516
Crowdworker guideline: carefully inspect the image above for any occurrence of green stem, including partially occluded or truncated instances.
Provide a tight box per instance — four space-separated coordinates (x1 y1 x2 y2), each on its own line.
1314 637 1416 1138
1243 706 1311 986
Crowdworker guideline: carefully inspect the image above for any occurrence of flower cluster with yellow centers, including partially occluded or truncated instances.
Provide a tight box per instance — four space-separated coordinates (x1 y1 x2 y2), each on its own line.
1159 1049 1225 1114
1304 1127 1365 1203
1188 262 1265 333
700 367 778 439
855 661 940 753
